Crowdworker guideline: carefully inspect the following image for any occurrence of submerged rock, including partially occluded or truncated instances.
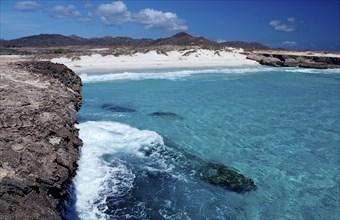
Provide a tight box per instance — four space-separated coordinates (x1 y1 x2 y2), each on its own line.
149 112 183 119
199 162 256 193
102 104 136 112
146 139 256 194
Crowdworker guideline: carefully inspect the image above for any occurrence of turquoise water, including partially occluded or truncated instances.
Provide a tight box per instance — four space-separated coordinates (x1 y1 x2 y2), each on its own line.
70 67 340 219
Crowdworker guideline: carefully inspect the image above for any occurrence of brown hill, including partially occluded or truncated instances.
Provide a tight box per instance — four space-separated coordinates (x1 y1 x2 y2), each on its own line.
1 34 153 47
152 32 219 47
1 32 267 50
220 41 268 50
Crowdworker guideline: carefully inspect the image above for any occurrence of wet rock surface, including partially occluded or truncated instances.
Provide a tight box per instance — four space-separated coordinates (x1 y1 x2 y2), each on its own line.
247 53 340 69
144 138 256 194
0 59 82 219
199 162 256 193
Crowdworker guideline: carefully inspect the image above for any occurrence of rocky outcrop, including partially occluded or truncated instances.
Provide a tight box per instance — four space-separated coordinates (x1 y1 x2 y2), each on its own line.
247 53 340 69
199 162 256 193
142 138 256 194
0 59 82 219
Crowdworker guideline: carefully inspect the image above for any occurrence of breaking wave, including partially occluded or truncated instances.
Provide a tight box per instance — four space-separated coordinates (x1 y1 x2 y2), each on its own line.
79 67 278 83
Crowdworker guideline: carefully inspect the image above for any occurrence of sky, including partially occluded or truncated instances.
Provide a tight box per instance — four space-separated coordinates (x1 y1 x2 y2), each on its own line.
0 0 339 50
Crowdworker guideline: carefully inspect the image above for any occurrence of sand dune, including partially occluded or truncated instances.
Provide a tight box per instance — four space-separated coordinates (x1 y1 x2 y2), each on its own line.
51 48 259 73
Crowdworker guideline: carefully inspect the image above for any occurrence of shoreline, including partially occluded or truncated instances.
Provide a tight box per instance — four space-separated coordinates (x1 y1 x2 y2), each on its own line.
62 63 261 74
50 48 260 73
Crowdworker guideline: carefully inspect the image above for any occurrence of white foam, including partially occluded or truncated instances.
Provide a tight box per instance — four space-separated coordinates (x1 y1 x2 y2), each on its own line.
284 68 340 74
79 67 278 83
74 121 164 219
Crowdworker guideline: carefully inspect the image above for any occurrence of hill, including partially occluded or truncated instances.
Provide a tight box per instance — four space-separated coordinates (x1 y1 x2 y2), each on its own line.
152 32 219 47
1 32 267 50
0 34 155 47
220 41 268 50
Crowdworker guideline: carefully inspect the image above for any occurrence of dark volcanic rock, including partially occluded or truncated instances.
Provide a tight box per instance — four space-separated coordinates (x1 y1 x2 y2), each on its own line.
199 162 256 193
102 104 136 112
17 61 82 110
143 138 256 194
247 53 340 69
0 59 82 219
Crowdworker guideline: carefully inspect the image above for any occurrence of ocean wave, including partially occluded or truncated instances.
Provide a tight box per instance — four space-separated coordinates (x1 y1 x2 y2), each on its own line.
79 67 340 83
74 121 165 219
79 67 278 83
284 68 340 74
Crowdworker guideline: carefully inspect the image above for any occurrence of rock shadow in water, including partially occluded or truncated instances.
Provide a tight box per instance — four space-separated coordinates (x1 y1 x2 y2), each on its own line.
149 112 184 119
102 104 136 113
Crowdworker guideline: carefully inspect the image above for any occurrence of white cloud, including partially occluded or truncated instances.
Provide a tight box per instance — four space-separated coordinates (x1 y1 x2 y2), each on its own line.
51 5 82 18
281 41 297 47
77 11 94 23
96 1 131 25
217 39 227 43
269 17 296 32
14 1 40 11
79 1 94 23
269 20 280 26
95 1 188 31
134 8 188 31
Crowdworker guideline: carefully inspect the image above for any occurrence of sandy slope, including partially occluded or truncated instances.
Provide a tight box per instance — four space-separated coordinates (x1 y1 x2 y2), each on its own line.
51 48 259 73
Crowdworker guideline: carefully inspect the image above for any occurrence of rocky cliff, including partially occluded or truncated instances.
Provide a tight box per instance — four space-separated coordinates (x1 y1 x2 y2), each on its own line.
0 58 82 219
247 53 340 69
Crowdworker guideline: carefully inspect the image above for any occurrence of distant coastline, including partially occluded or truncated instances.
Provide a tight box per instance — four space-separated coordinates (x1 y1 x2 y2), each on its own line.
51 48 259 73
1 32 339 70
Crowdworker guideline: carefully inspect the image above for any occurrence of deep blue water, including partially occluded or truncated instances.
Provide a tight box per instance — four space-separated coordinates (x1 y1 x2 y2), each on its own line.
69 67 340 219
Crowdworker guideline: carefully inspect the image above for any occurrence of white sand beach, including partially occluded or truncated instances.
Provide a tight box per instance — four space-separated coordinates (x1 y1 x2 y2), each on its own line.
51 48 259 73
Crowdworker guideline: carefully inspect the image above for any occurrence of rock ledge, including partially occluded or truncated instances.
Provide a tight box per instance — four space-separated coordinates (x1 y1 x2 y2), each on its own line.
247 53 340 69
0 59 82 219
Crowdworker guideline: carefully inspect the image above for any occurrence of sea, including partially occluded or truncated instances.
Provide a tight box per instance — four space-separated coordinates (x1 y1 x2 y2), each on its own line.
65 66 340 220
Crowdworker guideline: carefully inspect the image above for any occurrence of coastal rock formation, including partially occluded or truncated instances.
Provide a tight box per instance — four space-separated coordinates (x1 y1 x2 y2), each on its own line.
199 162 256 193
247 53 340 69
146 139 256 194
0 59 82 219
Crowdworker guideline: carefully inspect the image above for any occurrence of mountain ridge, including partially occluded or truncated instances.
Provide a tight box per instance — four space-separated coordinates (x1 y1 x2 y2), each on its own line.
1 32 268 50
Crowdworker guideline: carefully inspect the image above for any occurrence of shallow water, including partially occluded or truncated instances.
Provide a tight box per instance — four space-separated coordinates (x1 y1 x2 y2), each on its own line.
68 66 340 219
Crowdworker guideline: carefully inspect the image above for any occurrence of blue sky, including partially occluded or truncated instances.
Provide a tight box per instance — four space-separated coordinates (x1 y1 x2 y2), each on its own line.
1 0 339 50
